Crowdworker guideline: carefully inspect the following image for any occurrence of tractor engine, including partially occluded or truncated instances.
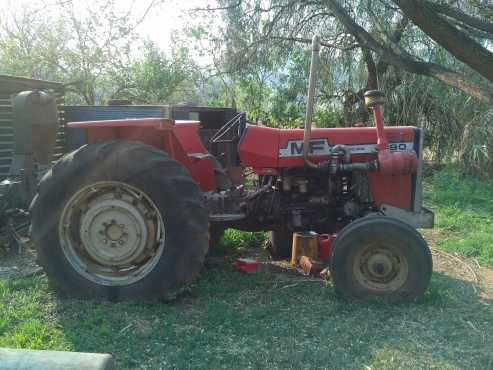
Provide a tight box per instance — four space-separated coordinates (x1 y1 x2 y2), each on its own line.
205 167 371 233
273 168 369 231
204 109 431 235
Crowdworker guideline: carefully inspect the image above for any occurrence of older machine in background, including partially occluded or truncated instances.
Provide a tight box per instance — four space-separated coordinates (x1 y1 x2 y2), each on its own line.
0 90 58 251
30 36 434 302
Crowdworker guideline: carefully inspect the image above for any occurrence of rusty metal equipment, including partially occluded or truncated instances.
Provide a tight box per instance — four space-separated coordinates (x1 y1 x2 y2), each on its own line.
10 90 59 200
291 231 319 266
0 90 58 252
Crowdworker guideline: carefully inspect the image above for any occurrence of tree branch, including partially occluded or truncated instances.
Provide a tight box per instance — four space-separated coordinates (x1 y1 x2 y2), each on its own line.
267 35 358 50
324 0 493 104
190 1 242 12
424 0 493 35
393 0 493 82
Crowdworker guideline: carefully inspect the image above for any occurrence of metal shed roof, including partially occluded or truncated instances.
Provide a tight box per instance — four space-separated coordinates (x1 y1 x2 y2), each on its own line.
0 75 64 94
0 75 65 178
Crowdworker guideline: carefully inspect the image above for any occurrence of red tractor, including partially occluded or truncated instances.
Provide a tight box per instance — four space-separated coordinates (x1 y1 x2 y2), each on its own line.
31 37 433 301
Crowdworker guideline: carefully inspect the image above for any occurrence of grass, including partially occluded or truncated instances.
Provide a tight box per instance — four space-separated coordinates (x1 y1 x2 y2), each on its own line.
0 265 491 369
0 165 492 369
424 165 493 265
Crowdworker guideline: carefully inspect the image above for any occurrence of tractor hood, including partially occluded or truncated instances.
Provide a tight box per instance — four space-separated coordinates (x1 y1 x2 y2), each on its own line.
239 124 418 169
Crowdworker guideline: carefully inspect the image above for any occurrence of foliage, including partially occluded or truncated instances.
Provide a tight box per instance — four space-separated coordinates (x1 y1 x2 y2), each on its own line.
195 0 493 173
113 41 200 104
459 113 493 177
217 229 266 250
425 165 493 265
1 0 493 172
0 0 158 105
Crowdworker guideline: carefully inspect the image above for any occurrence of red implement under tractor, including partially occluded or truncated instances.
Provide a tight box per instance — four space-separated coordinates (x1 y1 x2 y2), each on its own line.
31 37 433 301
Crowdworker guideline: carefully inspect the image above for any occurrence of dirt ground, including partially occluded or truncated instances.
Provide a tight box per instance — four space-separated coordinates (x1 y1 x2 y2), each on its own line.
425 229 493 303
0 243 41 280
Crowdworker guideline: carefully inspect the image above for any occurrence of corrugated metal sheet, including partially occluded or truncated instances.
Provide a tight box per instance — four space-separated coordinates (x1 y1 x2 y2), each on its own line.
0 96 13 177
64 105 237 152
65 105 170 122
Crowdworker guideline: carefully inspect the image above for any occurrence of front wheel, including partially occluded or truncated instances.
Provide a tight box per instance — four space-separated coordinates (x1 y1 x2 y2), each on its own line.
329 216 432 302
31 140 209 299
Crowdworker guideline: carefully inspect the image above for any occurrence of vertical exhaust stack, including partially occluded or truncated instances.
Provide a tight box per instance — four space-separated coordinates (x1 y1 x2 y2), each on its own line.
363 90 388 151
364 90 418 176
303 35 321 169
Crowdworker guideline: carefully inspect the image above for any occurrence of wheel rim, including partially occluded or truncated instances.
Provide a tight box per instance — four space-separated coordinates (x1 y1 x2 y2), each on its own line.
352 243 409 292
59 181 165 286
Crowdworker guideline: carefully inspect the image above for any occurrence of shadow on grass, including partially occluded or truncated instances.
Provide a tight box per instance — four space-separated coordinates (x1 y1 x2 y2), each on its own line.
28 263 489 370
1 259 491 369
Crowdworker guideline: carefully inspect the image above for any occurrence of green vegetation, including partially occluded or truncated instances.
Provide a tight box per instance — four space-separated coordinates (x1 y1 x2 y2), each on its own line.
1 166 492 369
1 264 491 369
217 229 267 251
425 166 493 265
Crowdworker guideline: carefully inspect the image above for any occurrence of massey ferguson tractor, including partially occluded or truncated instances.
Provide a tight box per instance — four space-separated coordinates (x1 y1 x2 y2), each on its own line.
31 36 434 301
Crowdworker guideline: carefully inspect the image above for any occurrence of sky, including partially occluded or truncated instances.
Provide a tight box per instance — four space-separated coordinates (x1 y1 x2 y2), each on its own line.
5 0 213 52
128 0 210 51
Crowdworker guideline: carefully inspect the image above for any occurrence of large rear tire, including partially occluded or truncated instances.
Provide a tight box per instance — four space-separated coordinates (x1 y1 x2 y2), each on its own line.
329 216 432 302
31 140 209 299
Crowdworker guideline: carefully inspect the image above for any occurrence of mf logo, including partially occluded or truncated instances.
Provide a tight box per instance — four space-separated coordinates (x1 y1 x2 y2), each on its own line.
279 139 414 158
279 139 330 157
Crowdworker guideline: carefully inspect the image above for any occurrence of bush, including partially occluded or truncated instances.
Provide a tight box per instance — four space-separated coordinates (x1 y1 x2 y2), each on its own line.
218 230 267 250
459 112 493 177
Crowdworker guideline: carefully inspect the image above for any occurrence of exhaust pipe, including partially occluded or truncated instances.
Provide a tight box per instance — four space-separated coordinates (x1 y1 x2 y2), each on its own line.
303 35 321 169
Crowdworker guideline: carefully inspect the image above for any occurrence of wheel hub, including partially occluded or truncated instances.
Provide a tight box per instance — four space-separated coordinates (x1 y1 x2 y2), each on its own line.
59 181 165 286
367 253 394 280
353 244 409 292
80 199 148 267
105 223 124 241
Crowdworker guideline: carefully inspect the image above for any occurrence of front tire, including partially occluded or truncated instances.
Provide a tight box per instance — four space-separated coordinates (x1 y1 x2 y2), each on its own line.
31 140 209 299
329 216 432 302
